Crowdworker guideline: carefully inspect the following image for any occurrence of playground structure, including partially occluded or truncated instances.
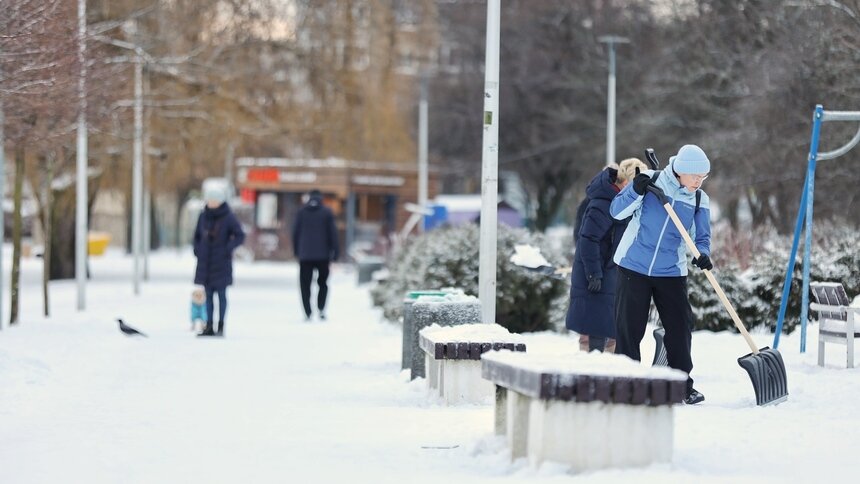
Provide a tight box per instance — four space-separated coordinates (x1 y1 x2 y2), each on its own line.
774 105 860 352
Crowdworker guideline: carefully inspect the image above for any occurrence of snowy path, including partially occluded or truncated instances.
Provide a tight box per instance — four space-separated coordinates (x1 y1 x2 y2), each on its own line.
1 249 857 483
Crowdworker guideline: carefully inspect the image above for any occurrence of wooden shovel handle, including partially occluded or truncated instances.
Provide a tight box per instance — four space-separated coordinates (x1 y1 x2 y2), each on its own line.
652 191 760 354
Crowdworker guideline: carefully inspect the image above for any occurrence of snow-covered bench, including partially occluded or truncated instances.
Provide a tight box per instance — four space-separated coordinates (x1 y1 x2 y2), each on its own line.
810 282 859 368
481 351 687 471
418 324 525 404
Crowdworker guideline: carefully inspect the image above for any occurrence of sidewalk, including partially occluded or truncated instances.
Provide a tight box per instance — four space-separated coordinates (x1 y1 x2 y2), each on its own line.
0 249 857 483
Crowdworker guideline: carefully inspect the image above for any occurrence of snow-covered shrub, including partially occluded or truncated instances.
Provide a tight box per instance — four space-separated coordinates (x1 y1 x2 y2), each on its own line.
687 262 750 332
371 224 569 333
690 219 860 334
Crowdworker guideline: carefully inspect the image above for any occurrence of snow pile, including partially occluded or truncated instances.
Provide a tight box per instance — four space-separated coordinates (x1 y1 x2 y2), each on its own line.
482 348 688 381
415 292 478 305
852 295 860 308
509 244 550 269
420 323 525 345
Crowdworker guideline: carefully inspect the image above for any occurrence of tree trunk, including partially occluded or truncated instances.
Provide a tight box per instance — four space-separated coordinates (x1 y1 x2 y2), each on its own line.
48 184 79 280
41 153 56 317
9 145 24 326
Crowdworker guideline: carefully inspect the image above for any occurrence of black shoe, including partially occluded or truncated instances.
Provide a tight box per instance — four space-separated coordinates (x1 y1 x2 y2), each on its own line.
319 312 326 321
216 321 225 336
684 388 705 405
197 324 216 337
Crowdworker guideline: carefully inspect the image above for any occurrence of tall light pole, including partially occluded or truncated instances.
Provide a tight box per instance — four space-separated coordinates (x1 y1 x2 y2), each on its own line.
132 50 143 295
417 75 429 232
94 33 148 295
75 0 88 309
598 36 629 167
479 0 500 325
0 60 5 327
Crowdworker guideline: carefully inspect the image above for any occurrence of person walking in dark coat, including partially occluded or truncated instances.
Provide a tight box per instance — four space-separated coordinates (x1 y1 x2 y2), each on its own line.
292 189 339 321
193 184 245 336
566 158 646 353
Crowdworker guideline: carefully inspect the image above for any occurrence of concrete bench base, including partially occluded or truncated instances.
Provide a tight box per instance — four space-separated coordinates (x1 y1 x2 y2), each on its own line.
427 357 495 405
483 351 686 471
524 393 673 469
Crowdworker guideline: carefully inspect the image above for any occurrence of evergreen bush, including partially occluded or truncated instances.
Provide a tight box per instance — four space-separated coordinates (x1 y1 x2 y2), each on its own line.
371 224 569 333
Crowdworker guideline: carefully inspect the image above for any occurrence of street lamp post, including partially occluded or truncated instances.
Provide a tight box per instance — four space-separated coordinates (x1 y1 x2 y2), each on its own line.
131 51 143 294
94 34 148 294
75 0 88 309
598 36 629 167
417 75 429 233
479 0 501 325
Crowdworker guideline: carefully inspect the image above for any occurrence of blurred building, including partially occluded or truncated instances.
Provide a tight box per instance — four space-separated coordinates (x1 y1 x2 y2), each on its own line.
234 157 438 261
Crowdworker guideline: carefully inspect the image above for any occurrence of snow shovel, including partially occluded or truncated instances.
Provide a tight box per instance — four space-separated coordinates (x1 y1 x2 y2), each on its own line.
647 185 789 406
524 265 571 280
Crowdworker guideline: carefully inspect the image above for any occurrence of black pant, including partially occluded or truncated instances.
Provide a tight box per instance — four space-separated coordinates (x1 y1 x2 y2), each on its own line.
615 267 694 391
299 260 330 317
205 285 227 332
589 335 608 352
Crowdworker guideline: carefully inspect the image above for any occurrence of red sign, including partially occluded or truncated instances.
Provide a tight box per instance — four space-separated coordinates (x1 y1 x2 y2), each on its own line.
246 168 279 183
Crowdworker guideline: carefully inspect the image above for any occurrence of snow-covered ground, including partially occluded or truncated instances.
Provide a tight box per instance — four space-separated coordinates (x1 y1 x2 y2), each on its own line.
1 248 857 483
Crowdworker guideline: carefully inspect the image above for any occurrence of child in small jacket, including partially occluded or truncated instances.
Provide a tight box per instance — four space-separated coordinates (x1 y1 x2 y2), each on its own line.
190 288 207 331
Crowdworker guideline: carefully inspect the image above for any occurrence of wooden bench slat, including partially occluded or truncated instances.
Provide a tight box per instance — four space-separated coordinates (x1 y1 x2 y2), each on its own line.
469 343 482 360
595 377 612 403
458 342 470 359
575 375 594 403
630 379 648 405
612 378 631 404
649 379 668 406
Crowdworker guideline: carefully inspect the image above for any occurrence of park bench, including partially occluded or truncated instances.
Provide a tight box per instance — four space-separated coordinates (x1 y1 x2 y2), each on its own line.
418 324 525 404
810 282 859 368
481 350 687 471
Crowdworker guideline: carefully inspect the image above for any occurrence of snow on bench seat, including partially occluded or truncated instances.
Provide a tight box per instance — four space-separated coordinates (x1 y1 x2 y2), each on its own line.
418 323 525 405
481 350 687 471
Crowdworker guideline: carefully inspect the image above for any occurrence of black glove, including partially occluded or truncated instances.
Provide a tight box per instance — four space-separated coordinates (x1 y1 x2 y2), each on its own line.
587 275 602 292
632 173 652 195
692 254 713 270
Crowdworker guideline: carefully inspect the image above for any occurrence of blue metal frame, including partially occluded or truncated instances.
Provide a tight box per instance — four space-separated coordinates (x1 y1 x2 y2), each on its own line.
773 105 823 351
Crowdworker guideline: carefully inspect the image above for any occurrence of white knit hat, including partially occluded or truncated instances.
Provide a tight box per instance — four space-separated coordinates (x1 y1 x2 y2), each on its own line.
670 144 711 174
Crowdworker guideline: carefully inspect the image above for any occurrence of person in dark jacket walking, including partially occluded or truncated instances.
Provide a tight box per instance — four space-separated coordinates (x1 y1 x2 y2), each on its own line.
193 184 246 336
610 144 712 405
292 189 339 321
566 158 646 353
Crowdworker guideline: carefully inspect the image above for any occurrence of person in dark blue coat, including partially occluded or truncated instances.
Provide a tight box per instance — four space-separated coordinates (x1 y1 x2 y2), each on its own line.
193 184 246 336
566 158 647 352
292 189 339 321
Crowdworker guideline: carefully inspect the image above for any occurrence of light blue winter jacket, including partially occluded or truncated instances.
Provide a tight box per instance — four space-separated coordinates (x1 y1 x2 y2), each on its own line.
610 167 711 277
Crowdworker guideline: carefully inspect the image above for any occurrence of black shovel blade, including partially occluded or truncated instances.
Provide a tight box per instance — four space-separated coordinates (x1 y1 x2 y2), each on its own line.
737 347 788 406
652 327 668 367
